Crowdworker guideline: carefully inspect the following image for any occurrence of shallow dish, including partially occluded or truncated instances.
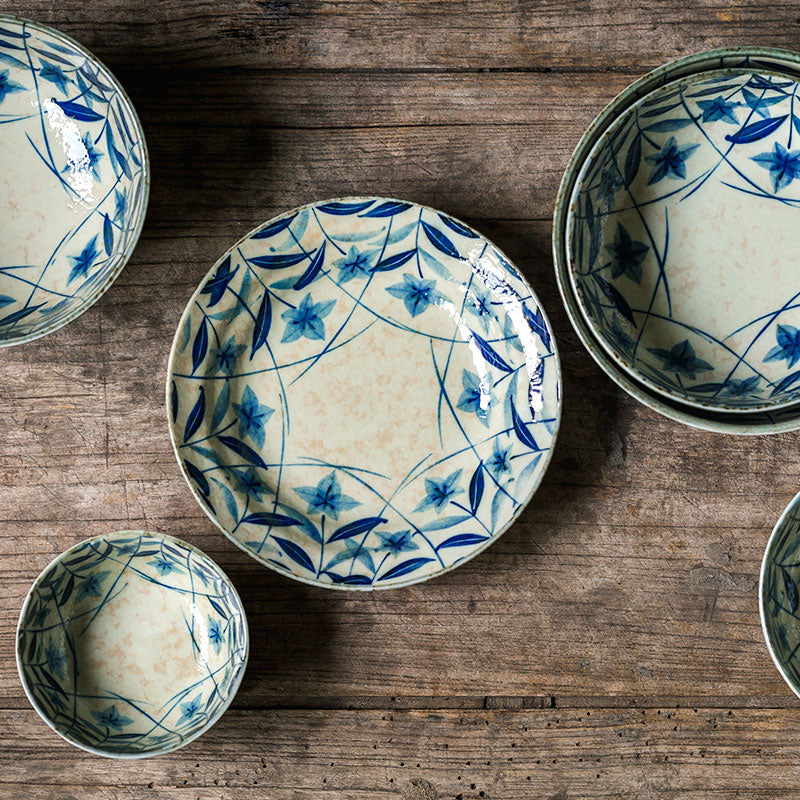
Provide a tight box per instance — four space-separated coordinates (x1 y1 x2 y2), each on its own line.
16 531 248 758
168 197 561 589
567 66 800 413
760 490 800 699
554 47 800 433
0 15 148 346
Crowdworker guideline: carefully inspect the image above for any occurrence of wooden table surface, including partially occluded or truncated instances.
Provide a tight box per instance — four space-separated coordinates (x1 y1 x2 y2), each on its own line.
3 2 800 797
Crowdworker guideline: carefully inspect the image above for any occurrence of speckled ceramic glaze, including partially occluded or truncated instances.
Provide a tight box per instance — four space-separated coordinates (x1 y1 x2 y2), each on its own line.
554 47 800 433
16 532 248 758
0 16 148 346
760 491 800 700
168 197 560 589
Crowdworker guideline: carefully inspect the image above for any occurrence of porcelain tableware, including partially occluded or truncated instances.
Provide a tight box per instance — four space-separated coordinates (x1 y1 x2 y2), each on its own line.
0 15 148 346
16 531 248 758
168 197 561 589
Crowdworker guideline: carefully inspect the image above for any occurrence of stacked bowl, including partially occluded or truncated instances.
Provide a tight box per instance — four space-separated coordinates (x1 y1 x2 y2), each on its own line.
553 47 800 434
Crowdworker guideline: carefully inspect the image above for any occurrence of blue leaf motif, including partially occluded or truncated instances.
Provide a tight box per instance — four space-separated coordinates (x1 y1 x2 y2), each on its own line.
421 220 460 259
470 331 513 372
436 533 489 550
192 318 208 373
420 514 471 531
293 240 326 290
327 516 388 543
274 537 315 572
510 397 539 451
170 380 178 423
102 214 113 255
468 463 485 515
371 248 417 272
377 557 435 582
251 213 298 239
325 572 372 585
249 252 311 269
317 200 375 215
250 291 272 359
437 213 478 238
184 459 210 497
54 99 103 122
242 512 300 526
725 114 788 144
361 200 412 217
216 435 269 469
184 386 205 442
210 381 230 432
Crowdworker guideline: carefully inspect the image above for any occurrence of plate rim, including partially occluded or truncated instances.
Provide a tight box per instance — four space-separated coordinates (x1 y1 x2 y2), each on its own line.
166 195 563 590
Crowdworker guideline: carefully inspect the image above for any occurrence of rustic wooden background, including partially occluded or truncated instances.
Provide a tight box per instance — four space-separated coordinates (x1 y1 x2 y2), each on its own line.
3 2 800 798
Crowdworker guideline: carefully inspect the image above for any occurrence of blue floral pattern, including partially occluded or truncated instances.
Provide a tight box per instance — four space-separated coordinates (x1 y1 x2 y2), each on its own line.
17 532 248 757
168 198 561 589
0 17 148 346
569 70 800 410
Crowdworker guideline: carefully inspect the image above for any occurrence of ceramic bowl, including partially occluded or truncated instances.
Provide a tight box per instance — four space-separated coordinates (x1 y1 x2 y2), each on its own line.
16 531 248 758
0 15 149 346
554 47 800 433
567 65 800 413
167 197 561 590
760 490 800 699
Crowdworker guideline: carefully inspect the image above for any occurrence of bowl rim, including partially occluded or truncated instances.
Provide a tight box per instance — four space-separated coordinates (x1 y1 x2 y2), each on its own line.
759 488 800 701
553 46 800 435
165 194 563 590
0 14 150 348
564 65 800 415
15 530 250 759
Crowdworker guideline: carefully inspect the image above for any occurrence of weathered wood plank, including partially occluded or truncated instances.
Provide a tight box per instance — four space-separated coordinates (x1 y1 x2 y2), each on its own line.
3 707 800 798
9 0 800 71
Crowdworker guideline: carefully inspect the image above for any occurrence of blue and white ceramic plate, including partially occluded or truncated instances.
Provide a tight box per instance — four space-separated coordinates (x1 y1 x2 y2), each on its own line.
760 490 800 700
167 198 561 589
567 66 800 413
16 531 248 758
0 15 148 346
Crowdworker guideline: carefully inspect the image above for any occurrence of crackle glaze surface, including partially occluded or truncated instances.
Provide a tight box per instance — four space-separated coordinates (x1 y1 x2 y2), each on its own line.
760 491 800 700
568 68 800 412
0 16 148 346
168 197 560 589
16 532 248 758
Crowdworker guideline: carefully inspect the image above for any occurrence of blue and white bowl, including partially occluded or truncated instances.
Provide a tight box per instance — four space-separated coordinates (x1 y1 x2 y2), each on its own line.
0 16 148 346
760 491 800 700
566 64 800 413
16 531 248 758
167 197 561 589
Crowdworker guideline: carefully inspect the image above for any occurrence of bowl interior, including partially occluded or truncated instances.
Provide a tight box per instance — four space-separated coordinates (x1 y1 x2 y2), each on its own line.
17 532 247 757
761 493 800 698
567 67 800 412
0 16 147 346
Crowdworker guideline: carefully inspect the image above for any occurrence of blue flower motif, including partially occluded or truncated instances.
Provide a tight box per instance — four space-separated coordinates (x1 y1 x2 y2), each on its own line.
295 471 360 520
456 369 494 426
606 223 648 283
596 164 622 209
212 337 246 374
648 339 713 379
76 570 110 601
281 294 336 343
148 555 183 576
67 236 99 285
0 70 24 105
466 287 495 331
415 469 463 514
91 704 134 730
386 274 442 317
178 694 203 722
487 440 512 478
207 616 223 654
375 530 418 555
334 246 377 283
113 188 127 221
764 324 800 368
232 385 274 448
235 468 269 501
646 136 699 184
752 143 800 193
45 640 67 679
201 259 238 307
38 60 71 94
696 96 739 124
721 376 761 397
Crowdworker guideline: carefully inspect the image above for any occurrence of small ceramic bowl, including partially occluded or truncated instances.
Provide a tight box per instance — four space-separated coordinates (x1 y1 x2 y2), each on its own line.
760 490 800 699
0 15 149 346
16 531 248 758
567 65 800 413
554 47 800 432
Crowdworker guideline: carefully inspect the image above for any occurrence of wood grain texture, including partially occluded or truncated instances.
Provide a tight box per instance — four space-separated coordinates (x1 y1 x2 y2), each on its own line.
2 0 800 796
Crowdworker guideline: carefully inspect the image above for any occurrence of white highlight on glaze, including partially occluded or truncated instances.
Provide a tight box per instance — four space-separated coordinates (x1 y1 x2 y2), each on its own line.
42 98 96 206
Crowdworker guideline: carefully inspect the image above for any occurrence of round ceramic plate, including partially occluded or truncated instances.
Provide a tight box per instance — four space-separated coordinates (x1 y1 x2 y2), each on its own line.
0 15 148 346
17 531 248 758
760 490 800 700
567 67 800 413
553 47 800 434
168 197 561 589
